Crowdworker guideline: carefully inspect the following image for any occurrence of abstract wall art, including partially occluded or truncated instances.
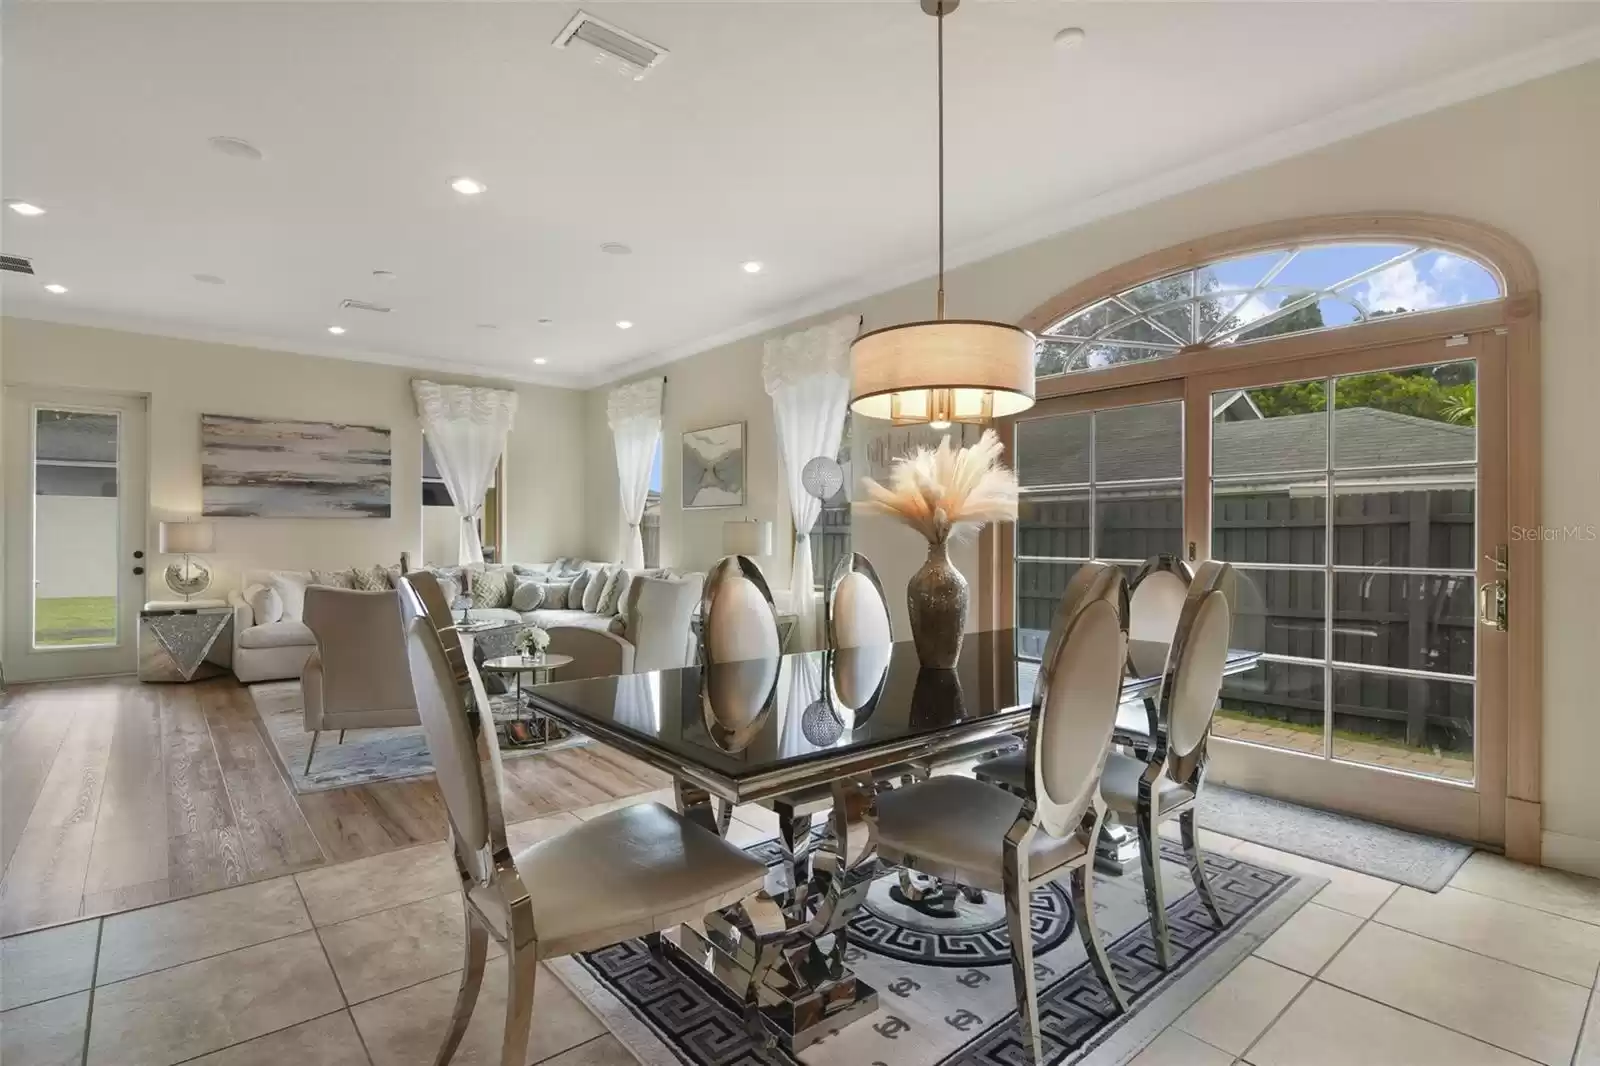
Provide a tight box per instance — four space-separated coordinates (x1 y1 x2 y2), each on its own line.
682 421 745 509
201 414 392 518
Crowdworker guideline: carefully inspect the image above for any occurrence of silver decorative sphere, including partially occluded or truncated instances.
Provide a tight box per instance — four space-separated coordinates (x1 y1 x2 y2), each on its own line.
801 456 844 502
800 699 845 747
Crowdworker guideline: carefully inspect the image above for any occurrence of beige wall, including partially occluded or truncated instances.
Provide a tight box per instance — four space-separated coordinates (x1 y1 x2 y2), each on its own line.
1 318 590 605
585 63 1600 872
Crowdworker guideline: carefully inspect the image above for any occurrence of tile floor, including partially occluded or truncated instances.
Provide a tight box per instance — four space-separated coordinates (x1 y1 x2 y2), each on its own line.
1 798 1597 1066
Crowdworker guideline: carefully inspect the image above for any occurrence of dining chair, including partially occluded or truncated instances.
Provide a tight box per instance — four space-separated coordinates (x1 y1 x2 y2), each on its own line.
1127 555 1193 679
824 552 892 650
396 571 775 1066
868 562 1132 1065
1100 559 1235 969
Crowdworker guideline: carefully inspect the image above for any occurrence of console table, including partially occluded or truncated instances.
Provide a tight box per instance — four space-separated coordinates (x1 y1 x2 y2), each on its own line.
138 601 232 683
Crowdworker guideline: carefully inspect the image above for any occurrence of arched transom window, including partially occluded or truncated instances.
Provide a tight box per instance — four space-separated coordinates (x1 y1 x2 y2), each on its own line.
1038 242 1501 377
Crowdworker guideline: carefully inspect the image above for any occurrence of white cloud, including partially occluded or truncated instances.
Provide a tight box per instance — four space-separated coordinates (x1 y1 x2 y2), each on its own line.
1360 259 1444 313
1430 253 1467 282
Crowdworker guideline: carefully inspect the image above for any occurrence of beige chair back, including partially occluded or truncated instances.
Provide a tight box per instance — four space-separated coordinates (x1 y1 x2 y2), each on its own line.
1127 556 1192 677
825 553 892 650
1161 560 1236 769
302 586 416 714
701 556 780 664
397 572 507 883
1027 563 1130 840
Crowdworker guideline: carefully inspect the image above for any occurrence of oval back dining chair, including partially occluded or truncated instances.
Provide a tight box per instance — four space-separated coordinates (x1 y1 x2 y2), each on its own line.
396 572 772 1066
824 553 892 650
701 555 781 664
1098 559 1235 970
1126 555 1193 678
869 562 1132 1066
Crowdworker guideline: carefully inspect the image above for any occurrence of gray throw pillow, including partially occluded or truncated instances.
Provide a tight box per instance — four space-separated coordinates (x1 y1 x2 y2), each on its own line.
581 566 611 614
569 569 591 610
510 579 545 612
597 568 627 616
538 581 573 610
471 567 514 609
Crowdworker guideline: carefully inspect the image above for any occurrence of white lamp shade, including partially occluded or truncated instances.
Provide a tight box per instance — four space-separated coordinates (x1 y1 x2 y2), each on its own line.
722 519 772 557
159 520 215 554
850 319 1037 423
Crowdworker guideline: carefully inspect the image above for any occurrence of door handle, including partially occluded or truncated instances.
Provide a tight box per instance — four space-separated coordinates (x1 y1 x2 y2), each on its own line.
1478 580 1507 631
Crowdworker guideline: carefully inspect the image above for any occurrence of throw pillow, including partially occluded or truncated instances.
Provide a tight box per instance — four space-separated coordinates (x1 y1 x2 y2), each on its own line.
597 567 628 616
581 566 611 614
568 568 591 610
472 567 514 609
311 568 354 589
348 564 390 592
537 581 573 610
243 583 284 625
268 572 311 621
431 567 464 606
510 579 545 612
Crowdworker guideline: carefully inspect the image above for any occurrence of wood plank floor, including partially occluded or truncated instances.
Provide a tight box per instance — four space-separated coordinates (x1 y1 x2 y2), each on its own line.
0 675 671 935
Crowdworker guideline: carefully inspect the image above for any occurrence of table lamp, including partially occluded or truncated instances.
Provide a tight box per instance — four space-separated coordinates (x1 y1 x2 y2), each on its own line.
722 518 772 559
159 519 215 601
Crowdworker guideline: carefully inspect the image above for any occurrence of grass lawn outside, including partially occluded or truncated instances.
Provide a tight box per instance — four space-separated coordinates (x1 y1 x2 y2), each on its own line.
34 595 117 647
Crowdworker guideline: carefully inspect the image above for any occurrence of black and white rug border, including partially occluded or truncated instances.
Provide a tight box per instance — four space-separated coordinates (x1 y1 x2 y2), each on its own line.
549 846 1327 1066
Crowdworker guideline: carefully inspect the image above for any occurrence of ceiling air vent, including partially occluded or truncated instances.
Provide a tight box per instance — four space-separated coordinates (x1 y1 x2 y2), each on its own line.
1 254 35 275
552 11 667 81
338 299 391 314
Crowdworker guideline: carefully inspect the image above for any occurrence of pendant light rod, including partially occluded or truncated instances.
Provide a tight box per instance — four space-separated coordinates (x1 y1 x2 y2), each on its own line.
936 1 946 320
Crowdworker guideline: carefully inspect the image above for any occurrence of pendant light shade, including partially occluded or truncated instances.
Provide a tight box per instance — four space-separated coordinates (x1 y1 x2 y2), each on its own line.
850 319 1036 426
847 0 1035 428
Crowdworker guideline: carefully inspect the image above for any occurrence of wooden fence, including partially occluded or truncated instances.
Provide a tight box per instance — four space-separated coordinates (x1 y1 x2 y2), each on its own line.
1017 487 1476 752
809 505 852 588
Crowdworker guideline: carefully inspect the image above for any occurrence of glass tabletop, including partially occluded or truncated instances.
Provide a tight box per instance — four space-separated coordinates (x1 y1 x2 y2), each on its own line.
524 628 1257 801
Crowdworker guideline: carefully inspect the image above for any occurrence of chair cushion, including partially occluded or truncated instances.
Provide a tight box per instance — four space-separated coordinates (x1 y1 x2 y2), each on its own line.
238 620 316 649
872 775 1089 893
471 802 768 958
1098 752 1195 815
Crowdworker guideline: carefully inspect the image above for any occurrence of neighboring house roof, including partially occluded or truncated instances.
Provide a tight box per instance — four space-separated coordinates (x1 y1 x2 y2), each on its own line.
1018 404 1473 487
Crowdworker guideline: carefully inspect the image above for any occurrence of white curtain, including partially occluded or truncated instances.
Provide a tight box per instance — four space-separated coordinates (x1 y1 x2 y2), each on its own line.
762 315 860 649
607 377 665 568
412 380 518 565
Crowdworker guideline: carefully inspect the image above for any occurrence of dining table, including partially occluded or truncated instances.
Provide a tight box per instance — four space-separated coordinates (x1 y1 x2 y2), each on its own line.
524 628 1259 1051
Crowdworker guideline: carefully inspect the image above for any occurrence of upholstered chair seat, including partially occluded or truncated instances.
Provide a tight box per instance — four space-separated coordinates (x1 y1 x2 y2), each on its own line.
466 801 765 958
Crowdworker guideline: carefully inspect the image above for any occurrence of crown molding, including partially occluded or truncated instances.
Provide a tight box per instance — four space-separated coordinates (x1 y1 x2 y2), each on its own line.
582 23 1600 390
1 301 583 391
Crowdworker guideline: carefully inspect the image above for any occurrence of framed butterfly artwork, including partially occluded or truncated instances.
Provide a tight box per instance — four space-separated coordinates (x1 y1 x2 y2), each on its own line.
681 421 746 509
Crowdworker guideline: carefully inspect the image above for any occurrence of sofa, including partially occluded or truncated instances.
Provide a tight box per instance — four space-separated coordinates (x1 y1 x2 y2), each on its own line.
228 561 703 684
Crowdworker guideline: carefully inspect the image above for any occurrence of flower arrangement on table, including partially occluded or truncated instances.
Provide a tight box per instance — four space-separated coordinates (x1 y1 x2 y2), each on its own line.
515 625 552 661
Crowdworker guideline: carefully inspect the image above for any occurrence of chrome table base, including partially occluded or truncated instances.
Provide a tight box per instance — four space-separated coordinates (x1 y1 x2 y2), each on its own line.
666 778 885 1051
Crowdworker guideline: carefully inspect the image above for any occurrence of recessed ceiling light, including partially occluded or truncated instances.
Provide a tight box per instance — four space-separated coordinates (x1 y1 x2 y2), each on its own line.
1054 27 1087 48
449 176 487 196
616 320 634 330
327 325 346 335
537 317 554 326
6 200 45 216
192 273 226 285
742 260 763 274
372 269 397 281
43 283 68 294
601 242 632 256
208 135 264 161
476 323 499 330
533 357 548 365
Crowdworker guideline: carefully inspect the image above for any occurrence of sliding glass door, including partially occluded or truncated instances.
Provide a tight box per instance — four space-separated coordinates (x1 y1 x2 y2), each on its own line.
1007 333 1508 845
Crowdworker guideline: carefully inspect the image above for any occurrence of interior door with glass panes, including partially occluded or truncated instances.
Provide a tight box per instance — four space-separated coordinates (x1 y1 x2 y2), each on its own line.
1012 382 1186 704
1194 333 1507 845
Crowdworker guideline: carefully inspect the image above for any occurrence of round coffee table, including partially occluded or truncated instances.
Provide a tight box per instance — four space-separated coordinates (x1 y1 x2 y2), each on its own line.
479 653 576 748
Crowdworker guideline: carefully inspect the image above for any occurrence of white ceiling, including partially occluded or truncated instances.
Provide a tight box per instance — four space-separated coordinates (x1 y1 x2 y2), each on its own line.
4 2 1599 389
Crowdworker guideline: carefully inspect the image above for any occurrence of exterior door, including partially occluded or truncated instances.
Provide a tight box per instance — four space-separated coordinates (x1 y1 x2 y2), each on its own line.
4 387 149 682
1009 332 1509 845
1192 332 1507 845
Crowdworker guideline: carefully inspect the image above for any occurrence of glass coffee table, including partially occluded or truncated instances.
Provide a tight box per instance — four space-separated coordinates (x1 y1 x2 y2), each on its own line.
480 653 575 748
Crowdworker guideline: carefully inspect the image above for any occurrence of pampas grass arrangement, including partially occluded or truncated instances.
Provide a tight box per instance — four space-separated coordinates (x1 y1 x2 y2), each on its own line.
861 429 1020 667
860 429 1019 546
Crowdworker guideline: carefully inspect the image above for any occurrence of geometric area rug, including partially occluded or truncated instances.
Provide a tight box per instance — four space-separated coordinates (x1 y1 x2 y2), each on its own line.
247 680 570 793
552 836 1322 1066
